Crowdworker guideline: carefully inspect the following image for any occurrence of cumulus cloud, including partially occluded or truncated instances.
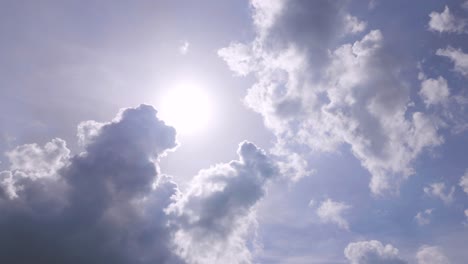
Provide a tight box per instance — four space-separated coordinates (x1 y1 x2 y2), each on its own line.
344 15 367 34
0 104 276 264
219 0 443 194
459 169 468 194
414 209 434 226
217 42 254 76
5 138 70 180
168 141 278 264
416 245 450 264
428 6 467 34
436 46 468 77
424 182 455 205
419 76 450 107
344 240 406 264
317 199 351 230
0 104 183 263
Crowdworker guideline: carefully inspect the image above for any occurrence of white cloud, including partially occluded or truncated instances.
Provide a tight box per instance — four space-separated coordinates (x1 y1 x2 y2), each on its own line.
168 141 277 264
424 182 455 205
344 15 367 34
344 240 406 264
0 104 281 264
459 169 468 194
416 245 450 264
436 46 468 77
428 6 467 34
419 76 450 107
5 138 70 180
414 209 434 226
317 199 351 230
219 1 444 195
218 42 254 76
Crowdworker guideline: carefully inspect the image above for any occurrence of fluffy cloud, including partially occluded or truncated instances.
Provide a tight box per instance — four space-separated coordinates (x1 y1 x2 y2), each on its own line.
344 240 406 264
419 76 450 107
0 105 182 263
317 199 351 230
416 246 450 264
428 6 467 34
168 141 278 264
414 209 434 226
436 46 468 77
0 104 275 264
219 0 443 194
424 182 455 205
5 138 70 179
459 169 468 194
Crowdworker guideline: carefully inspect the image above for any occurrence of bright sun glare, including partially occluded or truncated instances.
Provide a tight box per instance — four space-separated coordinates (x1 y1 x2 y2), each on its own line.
158 79 214 136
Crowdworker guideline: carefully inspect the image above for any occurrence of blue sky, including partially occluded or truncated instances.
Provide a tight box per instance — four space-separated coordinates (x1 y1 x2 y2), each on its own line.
0 1 467 263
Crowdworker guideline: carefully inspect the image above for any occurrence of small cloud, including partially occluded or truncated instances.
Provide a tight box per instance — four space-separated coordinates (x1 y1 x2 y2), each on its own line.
179 41 190 55
459 169 468 194
344 240 406 264
416 245 450 264
464 209 468 225
428 6 468 34
344 15 367 34
424 182 455 205
308 199 315 207
316 199 351 230
436 46 468 77
414 209 434 226
419 76 450 107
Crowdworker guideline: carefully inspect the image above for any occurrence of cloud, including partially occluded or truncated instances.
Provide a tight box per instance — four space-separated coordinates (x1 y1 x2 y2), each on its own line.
317 199 351 230
219 0 444 195
419 76 450 107
5 138 70 180
436 46 468 77
0 104 278 264
414 209 434 226
0 104 184 264
416 245 450 264
344 240 406 264
168 141 278 264
424 182 455 205
459 169 468 194
218 42 254 76
428 6 467 34
344 15 367 34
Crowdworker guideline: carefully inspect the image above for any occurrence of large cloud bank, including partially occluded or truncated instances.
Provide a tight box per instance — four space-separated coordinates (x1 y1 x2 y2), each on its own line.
217 0 468 195
0 104 277 264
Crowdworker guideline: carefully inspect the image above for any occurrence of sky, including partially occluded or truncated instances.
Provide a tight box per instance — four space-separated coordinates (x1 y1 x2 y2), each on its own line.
0 0 467 263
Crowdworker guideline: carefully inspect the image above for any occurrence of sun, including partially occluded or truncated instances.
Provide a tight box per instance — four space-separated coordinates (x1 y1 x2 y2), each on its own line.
157 79 215 136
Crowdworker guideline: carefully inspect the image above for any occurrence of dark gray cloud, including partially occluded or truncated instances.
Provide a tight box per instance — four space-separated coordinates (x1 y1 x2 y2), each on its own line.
0 104 276 264
0 105 183 264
